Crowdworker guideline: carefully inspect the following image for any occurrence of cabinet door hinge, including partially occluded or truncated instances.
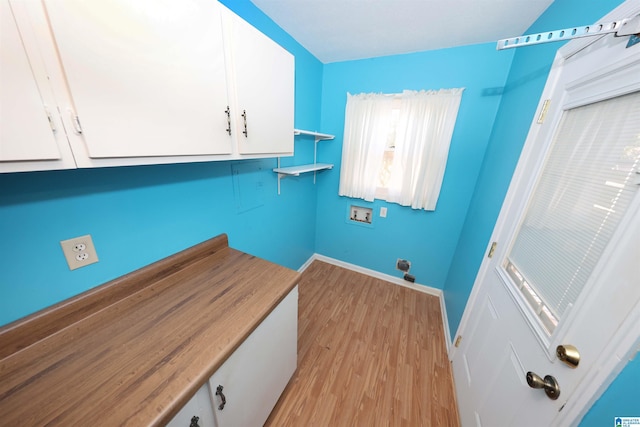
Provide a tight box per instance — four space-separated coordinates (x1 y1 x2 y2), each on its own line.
454 335 462 347
68 109 83 134
45 106 56 133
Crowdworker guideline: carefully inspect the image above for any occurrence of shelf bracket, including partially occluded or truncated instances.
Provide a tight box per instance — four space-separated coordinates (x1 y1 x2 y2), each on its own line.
313 138 318 184
277 157 282 195
275 129 335 195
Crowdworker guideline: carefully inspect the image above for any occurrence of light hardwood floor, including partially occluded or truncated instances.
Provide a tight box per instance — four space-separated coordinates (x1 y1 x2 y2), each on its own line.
265 261 460 426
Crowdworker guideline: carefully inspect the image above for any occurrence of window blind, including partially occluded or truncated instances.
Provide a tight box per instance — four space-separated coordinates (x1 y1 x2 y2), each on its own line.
507 91 640 330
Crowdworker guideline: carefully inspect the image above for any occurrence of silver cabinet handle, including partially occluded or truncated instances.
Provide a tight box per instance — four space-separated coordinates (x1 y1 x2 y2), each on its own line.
224 106 231 135
241 110 248 137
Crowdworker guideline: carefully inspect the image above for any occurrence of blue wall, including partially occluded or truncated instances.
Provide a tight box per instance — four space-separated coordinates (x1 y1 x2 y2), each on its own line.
315 45 514 288
0 0 323 326
581 355 640 426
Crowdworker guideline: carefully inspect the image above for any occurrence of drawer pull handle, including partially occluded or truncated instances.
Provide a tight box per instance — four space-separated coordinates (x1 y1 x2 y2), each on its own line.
216 385 226 410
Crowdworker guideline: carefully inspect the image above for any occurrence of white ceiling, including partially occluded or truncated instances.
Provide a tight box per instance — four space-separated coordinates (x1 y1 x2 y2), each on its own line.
249 0 555 63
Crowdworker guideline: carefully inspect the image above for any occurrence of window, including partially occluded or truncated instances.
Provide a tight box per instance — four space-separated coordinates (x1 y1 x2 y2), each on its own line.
505 91 640 334
338 89 464 211
375 99 401 199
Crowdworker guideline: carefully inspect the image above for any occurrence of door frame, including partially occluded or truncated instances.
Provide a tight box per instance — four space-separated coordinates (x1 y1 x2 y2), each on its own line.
450 0 640 424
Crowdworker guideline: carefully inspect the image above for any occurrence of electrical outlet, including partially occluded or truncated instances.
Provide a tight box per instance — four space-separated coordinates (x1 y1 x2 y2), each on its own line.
60 234 99 270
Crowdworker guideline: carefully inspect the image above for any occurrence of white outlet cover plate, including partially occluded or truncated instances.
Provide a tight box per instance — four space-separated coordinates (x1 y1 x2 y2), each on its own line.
60 234 99 270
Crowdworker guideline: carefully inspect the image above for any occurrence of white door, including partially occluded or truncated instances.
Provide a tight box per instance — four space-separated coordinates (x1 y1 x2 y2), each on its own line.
451 3 640 426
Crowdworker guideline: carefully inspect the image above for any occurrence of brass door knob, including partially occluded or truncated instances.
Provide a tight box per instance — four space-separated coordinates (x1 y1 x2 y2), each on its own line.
526 371 561 400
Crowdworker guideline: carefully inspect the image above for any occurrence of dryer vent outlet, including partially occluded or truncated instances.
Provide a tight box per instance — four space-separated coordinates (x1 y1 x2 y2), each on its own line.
396 259 411 272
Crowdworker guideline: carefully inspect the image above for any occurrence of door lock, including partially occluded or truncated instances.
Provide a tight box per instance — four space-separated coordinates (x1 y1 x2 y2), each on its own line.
556 344 580 368
526 371 560 400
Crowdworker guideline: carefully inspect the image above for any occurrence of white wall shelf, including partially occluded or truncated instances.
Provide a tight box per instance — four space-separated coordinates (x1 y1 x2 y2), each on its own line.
274 163 334 176
274 129 335 194
293 129 334 141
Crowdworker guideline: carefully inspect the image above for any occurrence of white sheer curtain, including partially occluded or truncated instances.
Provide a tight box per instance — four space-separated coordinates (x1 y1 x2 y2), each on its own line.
339 88 463 210
387 89 464 210
339 92 395 201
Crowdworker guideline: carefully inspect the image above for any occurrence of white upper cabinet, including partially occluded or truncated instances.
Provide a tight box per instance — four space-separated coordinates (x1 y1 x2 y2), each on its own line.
220 6 294 156
0 0 294 173
0 0 75 172
43 0 233 160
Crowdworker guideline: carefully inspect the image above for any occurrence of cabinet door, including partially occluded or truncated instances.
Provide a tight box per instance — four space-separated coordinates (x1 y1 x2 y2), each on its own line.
166 382 216 427
222 8 294 156
208 286 297 427
43 0 233 159
0 0 75 172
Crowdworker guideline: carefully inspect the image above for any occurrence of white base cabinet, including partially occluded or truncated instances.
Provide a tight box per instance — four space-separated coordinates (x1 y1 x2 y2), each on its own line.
209 285 298 427
166 383 216 427
167 286 298 427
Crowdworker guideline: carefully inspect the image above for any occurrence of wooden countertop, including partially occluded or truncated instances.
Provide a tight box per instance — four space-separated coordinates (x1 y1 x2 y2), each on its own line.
0 234 299 426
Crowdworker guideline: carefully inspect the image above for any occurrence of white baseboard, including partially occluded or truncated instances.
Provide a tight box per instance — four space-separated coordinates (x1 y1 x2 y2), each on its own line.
300 253 441 296
299 253 452 353
439 293 453 353
297 253 316 274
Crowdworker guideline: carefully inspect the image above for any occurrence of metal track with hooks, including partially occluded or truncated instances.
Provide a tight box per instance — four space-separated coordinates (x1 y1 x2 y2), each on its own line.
496 14 640 50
